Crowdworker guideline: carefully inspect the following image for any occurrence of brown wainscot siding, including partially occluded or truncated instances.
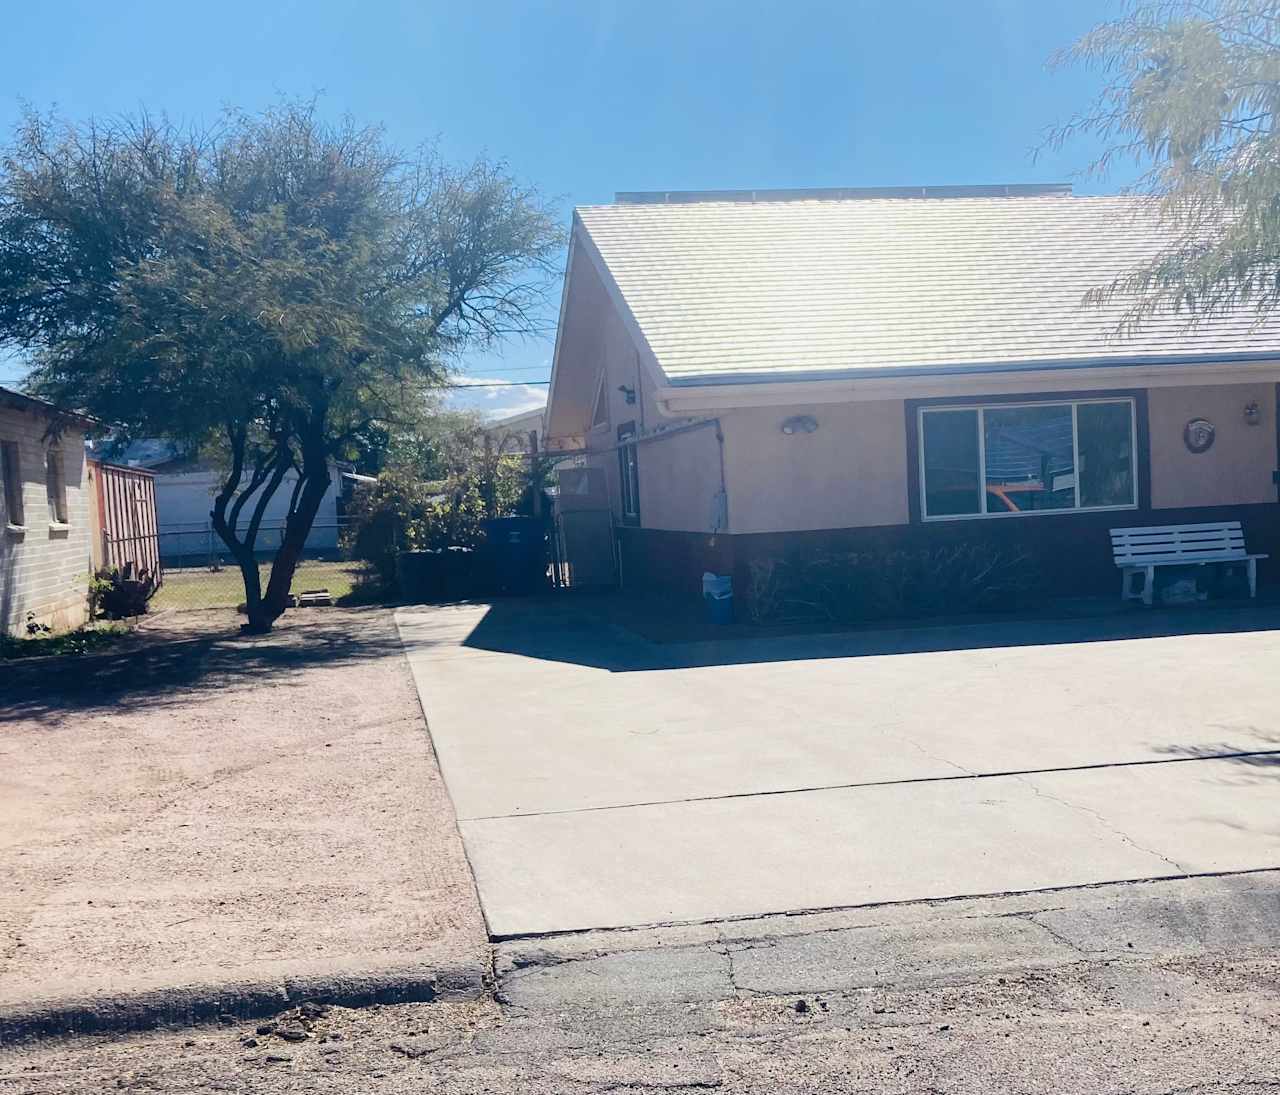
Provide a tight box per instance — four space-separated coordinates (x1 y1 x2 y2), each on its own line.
726 503 1280 604
616 527 735 596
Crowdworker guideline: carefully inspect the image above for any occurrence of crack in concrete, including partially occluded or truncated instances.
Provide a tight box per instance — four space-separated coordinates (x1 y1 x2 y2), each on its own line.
723 947 740 997
894 732 978 779
1003 910 1093 957
704 938 749 999
1012 773 1189 876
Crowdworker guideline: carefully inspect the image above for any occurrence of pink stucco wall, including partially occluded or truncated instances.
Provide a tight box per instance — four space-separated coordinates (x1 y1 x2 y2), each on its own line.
718 384 1276 534
636 425 724 533
1148 384 1276 510
721 402 910 534
572 251 726 534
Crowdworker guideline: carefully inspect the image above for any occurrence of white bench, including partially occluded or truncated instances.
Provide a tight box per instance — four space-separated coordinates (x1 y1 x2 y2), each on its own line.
1111 521 1267 606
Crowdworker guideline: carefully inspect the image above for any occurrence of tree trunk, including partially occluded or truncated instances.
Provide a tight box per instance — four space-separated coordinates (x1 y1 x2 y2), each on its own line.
247 427 331 633
210 429 273 628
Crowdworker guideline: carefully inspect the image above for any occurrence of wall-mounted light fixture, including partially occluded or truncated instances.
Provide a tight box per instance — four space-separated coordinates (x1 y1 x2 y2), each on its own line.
1244 400 1261 426
780 414 819 435
617 385 636 405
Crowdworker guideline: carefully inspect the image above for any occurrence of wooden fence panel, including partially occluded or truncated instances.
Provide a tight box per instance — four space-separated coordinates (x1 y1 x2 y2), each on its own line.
91 460 162 584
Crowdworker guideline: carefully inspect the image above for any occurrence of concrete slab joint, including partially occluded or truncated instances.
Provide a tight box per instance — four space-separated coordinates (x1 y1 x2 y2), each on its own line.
396 602 1280 938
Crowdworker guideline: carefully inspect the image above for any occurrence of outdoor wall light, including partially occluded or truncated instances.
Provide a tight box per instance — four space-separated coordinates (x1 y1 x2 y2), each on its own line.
617 385 636 405
1244 400 1261 426
780 414 819 435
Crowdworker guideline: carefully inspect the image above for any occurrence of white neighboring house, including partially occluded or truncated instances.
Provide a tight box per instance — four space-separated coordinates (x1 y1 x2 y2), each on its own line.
0 386 92 635
484 405 545 454
92 441 373 563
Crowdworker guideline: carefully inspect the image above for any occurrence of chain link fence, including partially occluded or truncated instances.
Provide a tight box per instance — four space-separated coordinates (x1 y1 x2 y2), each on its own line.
135 520 379 612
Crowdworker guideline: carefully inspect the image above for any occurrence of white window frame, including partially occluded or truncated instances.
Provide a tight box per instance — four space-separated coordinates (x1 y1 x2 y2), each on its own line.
0 438 24 529
589 369 611 432
46 444 69 526
917 397 1139 522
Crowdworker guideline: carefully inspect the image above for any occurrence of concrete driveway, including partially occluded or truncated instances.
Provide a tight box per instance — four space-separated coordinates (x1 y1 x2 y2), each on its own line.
397 600 1280 938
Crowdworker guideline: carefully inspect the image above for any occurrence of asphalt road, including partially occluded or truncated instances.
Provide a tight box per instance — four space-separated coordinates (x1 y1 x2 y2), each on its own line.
5 872 1279 1093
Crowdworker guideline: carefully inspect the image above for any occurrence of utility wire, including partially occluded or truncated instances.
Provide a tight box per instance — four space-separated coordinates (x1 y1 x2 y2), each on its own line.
449 380 551 388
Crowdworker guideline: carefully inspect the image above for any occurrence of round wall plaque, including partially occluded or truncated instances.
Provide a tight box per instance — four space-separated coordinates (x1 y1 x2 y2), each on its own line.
1184 418 1216 454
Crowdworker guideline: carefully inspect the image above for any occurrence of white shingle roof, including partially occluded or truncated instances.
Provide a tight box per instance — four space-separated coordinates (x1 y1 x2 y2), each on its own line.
576 193 1280 385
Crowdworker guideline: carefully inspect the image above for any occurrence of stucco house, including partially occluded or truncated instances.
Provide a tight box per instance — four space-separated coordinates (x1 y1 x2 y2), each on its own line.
542 184 1280 602
0 386 93 634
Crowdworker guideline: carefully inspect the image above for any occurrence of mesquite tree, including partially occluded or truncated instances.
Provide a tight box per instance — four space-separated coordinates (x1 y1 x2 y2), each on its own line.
0 103 560 630
1047 0 1280 327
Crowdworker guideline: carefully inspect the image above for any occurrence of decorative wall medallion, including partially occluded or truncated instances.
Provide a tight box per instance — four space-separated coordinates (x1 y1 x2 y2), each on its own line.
1184 418 1216 454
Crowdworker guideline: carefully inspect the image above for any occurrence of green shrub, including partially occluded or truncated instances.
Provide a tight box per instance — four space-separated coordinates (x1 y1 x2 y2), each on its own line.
1 622 127 659
745 543 1042 626
91 565 158 619
343 450 528 588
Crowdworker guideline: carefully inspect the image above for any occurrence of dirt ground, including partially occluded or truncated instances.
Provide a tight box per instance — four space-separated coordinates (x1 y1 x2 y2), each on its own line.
0 607 487 1037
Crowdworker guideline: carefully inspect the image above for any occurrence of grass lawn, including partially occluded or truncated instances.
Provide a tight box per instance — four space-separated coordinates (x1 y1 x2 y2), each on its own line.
151 560 372 611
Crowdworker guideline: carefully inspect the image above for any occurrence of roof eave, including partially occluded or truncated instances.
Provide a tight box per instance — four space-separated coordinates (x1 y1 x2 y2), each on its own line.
654 352 1280 412
664 348 1280 387
0 385 97 428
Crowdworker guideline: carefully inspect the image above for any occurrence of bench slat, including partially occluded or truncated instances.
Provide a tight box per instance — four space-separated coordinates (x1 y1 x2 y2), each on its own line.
1113 541 1242 552
1116 553 1249 566
1111 521 1243 536
1112 532 1242 545
1117 539 1244 553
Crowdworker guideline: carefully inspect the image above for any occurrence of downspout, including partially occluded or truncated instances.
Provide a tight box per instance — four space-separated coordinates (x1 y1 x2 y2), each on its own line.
635 351 646 433
714 421 728 538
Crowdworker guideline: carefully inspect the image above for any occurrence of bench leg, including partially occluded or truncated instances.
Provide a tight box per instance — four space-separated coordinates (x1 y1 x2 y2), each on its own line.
1248 557 1258 598
1143 565 1155 607
1120 567 1143 601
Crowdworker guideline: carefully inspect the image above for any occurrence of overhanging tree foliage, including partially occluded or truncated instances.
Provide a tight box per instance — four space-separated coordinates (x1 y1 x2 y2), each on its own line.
0 103 560 630
1047 1 1280 328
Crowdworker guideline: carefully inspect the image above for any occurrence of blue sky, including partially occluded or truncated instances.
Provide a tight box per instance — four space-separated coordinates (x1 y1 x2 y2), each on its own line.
1 0 1125 417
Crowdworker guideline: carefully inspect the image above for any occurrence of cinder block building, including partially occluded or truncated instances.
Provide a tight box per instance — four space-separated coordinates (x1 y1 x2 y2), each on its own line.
0 386 93 635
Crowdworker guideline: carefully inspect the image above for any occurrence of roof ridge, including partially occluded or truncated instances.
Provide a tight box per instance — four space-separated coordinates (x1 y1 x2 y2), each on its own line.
613 183 1072 204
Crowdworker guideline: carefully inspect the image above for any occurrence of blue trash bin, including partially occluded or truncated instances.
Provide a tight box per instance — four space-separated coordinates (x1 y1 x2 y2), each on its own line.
702 572 733 625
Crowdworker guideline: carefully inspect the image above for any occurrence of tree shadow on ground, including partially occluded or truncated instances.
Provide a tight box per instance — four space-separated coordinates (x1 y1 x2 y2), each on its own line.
1 606 405 724
1153 737 1280 788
